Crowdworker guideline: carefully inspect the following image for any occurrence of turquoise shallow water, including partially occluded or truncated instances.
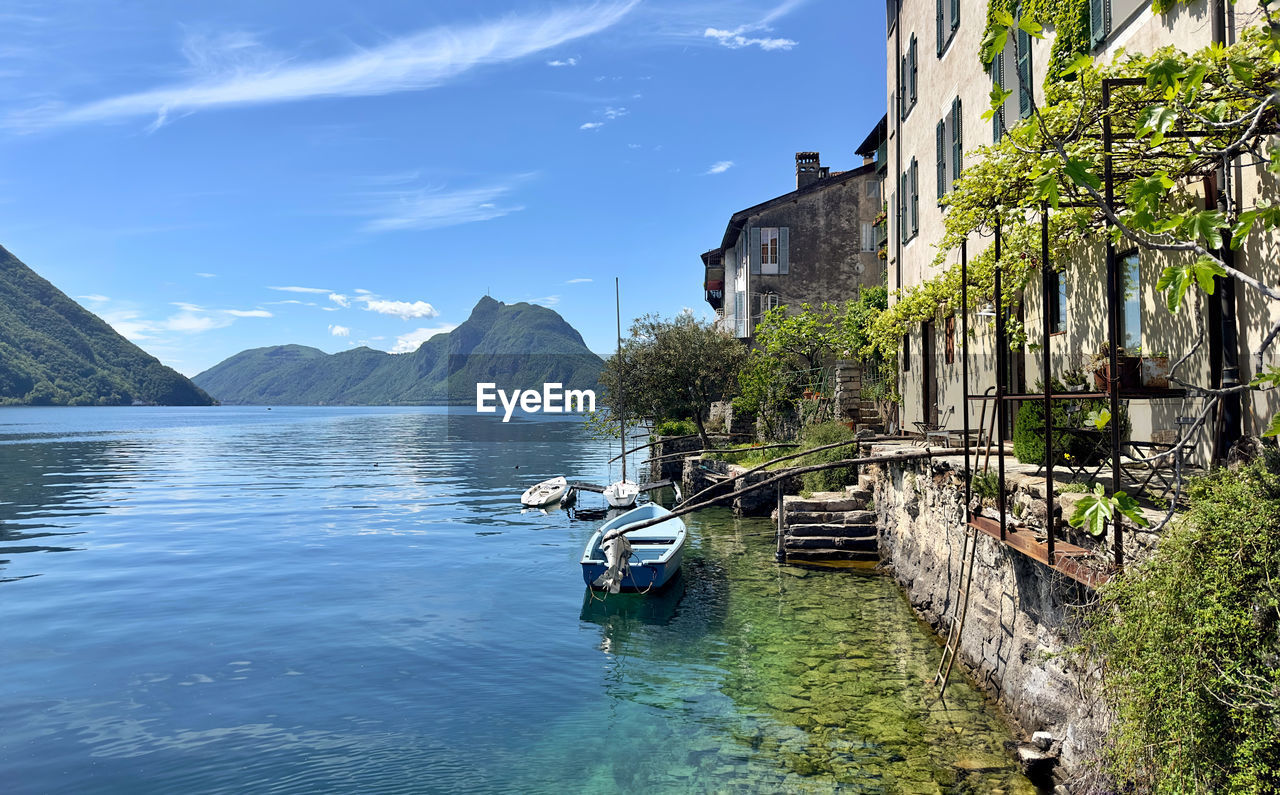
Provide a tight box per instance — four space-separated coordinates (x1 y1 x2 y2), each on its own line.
0 406 1035 793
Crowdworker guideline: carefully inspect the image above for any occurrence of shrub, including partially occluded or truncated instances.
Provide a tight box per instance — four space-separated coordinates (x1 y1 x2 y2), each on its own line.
1084 450 1280 792
797 421 859 493
971 469 1000 501
1012 394 1129 466
654 418 698 437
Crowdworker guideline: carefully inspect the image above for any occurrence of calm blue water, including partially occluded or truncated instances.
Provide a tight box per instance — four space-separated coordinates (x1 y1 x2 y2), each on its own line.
0 407 1034 794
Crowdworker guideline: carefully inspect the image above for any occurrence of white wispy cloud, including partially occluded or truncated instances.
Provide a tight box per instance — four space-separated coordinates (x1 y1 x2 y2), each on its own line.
528 295 561 307
603 106 627 119
566 277 592 284
329 293 350 307
704 0 803 51
547 57 579 67
225 309 272 317
265 299 314 306
358 177 527 232
268 285 331 294
580 121 604 130
360 296 439 320
391 324 457 354
704 160 734 175
194 272 216 278
78 294 110 303
329 324 350 337
8 2 639 131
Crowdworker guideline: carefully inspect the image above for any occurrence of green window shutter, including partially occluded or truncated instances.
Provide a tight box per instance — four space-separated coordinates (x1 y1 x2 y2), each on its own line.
1090 0 1108 48
1017 27 1032 118
936 0 943 56
899 56 907 119
951 0 960 31
952 97 963 187
910 159 919 237
778 227 789 274
749 227 761 275
936 120 946 200
909 36 918 105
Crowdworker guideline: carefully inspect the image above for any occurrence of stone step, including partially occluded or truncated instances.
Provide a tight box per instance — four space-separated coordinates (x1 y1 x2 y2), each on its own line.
784 496 867 512
784 535 878 552
783 548 880 563
785 522 877 539
843 487 873 503
784 509 876 525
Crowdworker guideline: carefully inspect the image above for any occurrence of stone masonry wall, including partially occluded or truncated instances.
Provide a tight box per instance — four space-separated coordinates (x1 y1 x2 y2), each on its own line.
862 453 1112 789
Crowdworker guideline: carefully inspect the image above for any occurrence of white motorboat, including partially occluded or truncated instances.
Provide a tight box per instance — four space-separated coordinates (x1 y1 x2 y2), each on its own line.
604 278 640 510
520 476 567 507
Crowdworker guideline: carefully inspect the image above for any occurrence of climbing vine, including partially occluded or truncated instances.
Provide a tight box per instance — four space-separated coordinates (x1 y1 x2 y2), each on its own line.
983 0 1091 78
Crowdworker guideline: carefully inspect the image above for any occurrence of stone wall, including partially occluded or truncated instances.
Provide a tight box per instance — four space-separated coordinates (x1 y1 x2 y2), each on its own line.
862 451 1113 789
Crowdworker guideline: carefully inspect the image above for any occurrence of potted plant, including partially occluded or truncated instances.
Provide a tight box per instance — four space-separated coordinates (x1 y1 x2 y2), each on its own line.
1087 343 1141 391
1141 351 1170 389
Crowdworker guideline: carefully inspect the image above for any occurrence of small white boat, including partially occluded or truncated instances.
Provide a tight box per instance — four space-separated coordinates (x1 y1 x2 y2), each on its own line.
520 476 567 507
581 503 687 592
603 479 639 508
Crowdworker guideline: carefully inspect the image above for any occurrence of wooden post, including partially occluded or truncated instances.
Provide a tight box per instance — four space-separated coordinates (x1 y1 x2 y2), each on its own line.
775 482 786 563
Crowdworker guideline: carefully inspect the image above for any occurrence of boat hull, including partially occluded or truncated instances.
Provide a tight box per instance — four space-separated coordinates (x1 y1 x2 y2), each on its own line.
580 543 684 591
580 503 687 592
520 476 567 507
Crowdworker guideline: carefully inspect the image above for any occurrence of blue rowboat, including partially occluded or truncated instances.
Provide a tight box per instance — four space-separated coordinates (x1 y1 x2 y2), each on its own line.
581 503 687 592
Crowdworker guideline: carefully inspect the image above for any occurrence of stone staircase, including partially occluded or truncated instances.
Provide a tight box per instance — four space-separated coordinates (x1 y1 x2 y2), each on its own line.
781 480 879 564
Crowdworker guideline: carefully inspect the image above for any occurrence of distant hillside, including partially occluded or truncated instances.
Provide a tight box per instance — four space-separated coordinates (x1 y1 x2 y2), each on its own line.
0 245 213 406
194 296 604 405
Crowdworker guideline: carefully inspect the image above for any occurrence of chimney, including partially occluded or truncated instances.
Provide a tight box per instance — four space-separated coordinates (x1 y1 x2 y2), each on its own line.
796 151 825 189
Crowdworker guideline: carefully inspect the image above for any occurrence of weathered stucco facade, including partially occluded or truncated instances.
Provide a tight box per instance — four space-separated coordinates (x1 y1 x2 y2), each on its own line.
703 153 885 341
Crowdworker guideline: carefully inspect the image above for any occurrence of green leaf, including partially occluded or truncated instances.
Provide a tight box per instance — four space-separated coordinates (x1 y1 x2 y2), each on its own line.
1126 172 1174 214
1250 366 1280 389
1156 256 1224 313
1034 172 1060 208
1231 208 1260 249
1264 411 1280 438
1064 159 1102 191
1228 55 1256 84
1084 408 1111 430
982 83 1013 121
1069 484 1114 537
1113 491 1150 528
1059 52 1093 77
1185 209 1227 249
992 9 1014 27
980 26 1010 65
1136 105 1178 146
1145 57 1187 96
1017 15 1044 39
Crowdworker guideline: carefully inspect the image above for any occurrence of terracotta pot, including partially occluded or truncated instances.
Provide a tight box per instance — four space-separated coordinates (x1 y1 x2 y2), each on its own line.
1092 357 1142 391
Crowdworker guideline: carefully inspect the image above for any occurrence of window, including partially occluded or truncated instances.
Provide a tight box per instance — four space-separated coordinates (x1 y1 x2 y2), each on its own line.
945 314 955 364
760 227 779 273
992 8 1032 141
861 222 876 252
866 180 879 200
1119 251 1141 351
903 334 911 371
936 0 960 56
936 98 963 200
762 292 781 313
900 35 918 120
1047 268 1067 333
1091 0 1142 48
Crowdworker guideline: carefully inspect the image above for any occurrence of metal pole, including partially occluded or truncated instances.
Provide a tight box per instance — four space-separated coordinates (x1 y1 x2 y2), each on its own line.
961 240 971 523
1041 204 1055 565
1103 80 1124 570
995 219 1007 541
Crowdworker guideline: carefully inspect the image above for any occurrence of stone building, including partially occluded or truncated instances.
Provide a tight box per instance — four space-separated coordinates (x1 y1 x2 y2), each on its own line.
701 151 885 341
884 0 1278 461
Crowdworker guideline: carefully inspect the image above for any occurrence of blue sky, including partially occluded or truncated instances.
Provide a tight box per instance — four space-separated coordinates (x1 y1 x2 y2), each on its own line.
0 0 885 376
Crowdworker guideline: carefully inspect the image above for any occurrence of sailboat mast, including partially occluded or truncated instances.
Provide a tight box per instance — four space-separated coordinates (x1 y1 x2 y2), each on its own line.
616 277 626 484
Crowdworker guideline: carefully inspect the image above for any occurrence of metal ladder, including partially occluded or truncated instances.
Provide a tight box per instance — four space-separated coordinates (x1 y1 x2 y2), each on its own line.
934 523 978 697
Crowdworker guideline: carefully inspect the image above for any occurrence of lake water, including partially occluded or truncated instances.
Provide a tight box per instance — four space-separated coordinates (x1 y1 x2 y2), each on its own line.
0 407 1036 793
